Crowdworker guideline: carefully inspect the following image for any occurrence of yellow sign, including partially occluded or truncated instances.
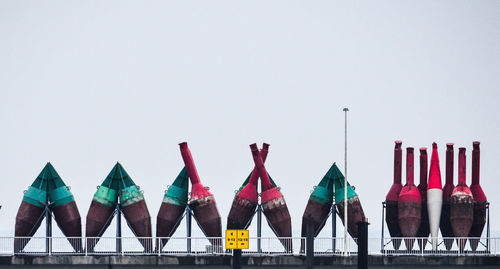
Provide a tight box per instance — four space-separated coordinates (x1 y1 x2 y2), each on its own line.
225 229 249 249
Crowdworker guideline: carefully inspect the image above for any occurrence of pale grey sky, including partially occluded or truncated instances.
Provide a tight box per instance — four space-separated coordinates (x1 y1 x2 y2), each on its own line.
1 0 499 241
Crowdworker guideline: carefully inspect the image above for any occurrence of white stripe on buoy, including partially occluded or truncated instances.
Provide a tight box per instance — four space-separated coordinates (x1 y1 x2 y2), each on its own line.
427 188 443 250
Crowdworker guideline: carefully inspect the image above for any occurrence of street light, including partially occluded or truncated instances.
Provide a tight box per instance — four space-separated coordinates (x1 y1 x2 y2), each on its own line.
342 107 349 256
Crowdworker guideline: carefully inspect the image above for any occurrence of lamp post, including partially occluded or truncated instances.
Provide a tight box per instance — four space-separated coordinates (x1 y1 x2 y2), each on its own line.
343 107 349 256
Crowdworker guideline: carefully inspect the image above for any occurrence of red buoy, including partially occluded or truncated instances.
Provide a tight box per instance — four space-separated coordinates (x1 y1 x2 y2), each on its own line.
385 141 403 250
469 141 487 250
250 143 292 251
427 142 443 251
179 142 222 245
398 147 421 250
450 147 474 251
417 147 430 250
440 143 455 250
227 143 269 229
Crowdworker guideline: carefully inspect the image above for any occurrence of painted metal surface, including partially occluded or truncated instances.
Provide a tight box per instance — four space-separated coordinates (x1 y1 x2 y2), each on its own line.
469 141 487 250
450 147 474 251
332 163 365 239
385 141 403 250
427 142 443 250
15 163 82 252
179 142 222 244
300 163 335 251
398 147 421 250
86 163 152 251
417 147 429 250
227 143 269 230
250 143 292 251
117 163 153 250
157 167 189 248
440 143 455 250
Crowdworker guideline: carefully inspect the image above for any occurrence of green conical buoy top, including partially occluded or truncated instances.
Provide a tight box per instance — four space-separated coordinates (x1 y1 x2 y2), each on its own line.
102 162 135 190
309 163 335 205
23 163 74 207
332 163 357 203
163 167 189 206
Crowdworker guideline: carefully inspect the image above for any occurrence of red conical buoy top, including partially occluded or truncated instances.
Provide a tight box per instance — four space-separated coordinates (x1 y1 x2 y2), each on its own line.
418 147 428 198
470 142 486 202
453 147 472 196
179 142 211 200
250 143 275 192
386 141 403 201
399 147 421 203
428 143 442 190
443 143 455 201
238 143 269 202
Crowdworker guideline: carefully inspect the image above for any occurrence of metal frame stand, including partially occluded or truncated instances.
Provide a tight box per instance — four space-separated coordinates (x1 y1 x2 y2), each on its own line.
257 204 262 253
332 206 337 252
116 205 122 253
186 205 192 253
45 206 52 255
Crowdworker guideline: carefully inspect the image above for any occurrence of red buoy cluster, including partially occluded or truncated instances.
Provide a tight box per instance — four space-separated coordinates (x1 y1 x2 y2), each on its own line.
386 141 488 251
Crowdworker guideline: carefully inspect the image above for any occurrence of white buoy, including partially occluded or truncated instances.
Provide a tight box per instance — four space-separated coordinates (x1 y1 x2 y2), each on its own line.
427 142 443 250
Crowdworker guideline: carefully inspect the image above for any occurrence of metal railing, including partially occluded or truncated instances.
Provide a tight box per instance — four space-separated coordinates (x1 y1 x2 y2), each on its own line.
0 236 498 256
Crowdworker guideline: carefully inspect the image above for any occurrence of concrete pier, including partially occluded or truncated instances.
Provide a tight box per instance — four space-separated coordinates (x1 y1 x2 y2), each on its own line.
1 255 499 268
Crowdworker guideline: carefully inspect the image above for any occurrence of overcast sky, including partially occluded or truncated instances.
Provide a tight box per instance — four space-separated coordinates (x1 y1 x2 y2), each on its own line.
1 0 499 248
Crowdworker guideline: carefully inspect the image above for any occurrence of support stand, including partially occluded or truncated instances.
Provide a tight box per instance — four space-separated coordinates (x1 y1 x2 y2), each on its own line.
45 206 52 255
116 205 122 254
256 204 262 253
332 206 336 253
186 205 192 253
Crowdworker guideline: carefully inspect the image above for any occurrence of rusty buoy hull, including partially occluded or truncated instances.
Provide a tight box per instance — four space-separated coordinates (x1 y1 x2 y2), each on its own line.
227 195 257 229
385 201 402 250
86 200 115 250
157 167 189 248
262 190 292 251
398 199 421 250
52 201 82 251
156 202 185 247
301 199 331 238
450 192 474 251
469 141 487 251
416 203 429 250
121 200 153 251
14 201 45 252
469 202 487 250
440 202 454 250
385 141 403 250
440 143 455 250
336 196 365 239
190 195 222 246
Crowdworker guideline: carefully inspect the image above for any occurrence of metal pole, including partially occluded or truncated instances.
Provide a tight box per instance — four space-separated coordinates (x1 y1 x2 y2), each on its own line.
332 206 336 252
186 205 192 253
116 206 122 253
45 206 52 255
381 202 385 252
343 107 349 256
257 204 262 253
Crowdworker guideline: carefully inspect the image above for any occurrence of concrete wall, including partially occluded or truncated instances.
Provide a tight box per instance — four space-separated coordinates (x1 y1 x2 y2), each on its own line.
1 255 499 268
